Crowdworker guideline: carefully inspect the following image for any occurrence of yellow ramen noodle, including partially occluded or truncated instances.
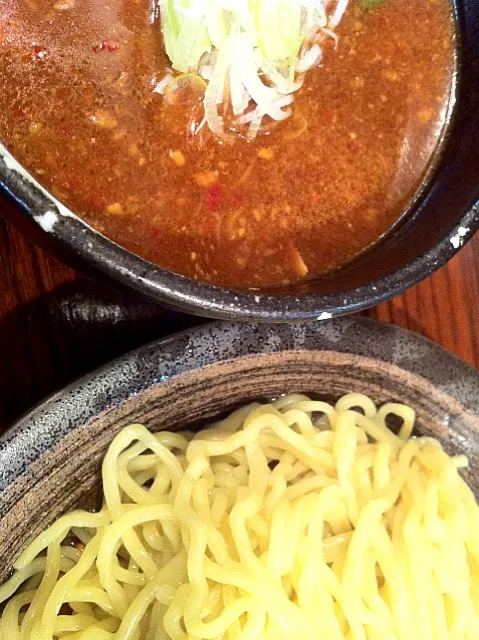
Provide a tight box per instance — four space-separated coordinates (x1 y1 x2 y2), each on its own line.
1 393 478 639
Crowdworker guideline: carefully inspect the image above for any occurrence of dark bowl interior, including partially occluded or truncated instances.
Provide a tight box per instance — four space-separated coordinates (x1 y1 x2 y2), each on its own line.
0 318 478 581
0 0 478 320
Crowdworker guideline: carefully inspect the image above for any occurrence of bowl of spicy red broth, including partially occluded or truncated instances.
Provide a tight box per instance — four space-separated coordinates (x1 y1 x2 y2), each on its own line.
0 0 478 320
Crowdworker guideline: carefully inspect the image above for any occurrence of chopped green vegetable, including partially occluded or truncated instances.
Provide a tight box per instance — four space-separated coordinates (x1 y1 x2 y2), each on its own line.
359 0 385 11
158 0 349 139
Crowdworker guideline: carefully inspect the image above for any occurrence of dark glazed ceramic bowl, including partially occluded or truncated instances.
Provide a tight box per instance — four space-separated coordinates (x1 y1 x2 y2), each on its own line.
0 2 479 320
0 317 478 580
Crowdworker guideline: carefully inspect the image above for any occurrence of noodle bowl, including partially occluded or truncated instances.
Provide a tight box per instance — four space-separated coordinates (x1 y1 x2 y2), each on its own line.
0 392 478 639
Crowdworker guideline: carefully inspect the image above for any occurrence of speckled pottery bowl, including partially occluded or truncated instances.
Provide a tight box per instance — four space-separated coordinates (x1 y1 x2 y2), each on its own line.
1 0 479 321
0 317 478 581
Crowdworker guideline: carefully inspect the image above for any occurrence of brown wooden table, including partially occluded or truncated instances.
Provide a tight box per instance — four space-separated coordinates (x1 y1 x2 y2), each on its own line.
1 196 478 429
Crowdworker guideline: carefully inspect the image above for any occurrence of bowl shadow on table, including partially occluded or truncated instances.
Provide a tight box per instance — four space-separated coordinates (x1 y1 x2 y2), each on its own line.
0 278 204 428
0 268 463 429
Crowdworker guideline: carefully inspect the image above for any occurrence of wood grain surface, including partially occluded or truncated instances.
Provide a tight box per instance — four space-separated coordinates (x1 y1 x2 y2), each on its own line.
0 195 478 430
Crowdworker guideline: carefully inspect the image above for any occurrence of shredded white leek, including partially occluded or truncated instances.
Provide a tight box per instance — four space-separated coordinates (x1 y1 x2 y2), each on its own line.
158 0 348 139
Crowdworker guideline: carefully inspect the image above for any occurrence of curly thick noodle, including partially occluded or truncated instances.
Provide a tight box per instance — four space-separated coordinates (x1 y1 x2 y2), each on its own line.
1 393 479 639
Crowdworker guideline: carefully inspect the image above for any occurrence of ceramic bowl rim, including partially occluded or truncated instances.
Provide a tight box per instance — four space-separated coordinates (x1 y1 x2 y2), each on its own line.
1 316 478 492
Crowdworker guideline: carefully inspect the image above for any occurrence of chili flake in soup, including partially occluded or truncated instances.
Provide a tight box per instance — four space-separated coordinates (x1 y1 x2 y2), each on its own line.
0 0 454 289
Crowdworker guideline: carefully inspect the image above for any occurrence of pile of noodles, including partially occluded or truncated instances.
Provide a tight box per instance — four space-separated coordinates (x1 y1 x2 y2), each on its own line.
1 392 479 639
